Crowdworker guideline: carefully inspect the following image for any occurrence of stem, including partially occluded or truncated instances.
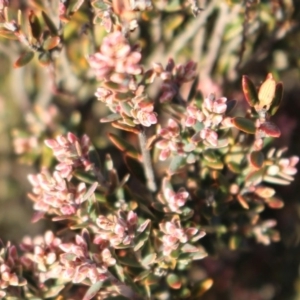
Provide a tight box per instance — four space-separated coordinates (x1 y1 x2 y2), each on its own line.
138 130 157 193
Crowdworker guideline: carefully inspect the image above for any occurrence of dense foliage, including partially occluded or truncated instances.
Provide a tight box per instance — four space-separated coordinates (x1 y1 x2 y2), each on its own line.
0 0 300 299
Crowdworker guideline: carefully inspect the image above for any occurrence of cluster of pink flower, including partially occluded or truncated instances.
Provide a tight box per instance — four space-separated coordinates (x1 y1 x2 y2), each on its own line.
152 59 197 103
93 210 139 247
44 132 93 180
0 242 26 298
156 119 185 160
159 219 205 256
162 187 189 213
20 231 62 283
27 170 90 217
185 94 229 147
88 31 142 81
58 233 114 284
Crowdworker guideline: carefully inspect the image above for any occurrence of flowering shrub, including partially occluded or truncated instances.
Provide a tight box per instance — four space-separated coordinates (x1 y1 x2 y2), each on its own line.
0 0 299 299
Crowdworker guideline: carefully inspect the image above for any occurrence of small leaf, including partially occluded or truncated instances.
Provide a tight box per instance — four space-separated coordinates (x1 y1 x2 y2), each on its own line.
83 281 104 300
237 194 249 209
246 169 264 185
42 11 58 35
44 285 65 298
231 117 256 134
134 270 151 282
191 278 213 299
259 122 281 138
168 156 184 174
108 133 140 160
265 197 284 209
263 175 291 185
269 82 283 116
140 69 155 85
250 151 264 169
227 161 242 173
119 102 132 116
167 273 182 289
67 0 84 14
14 51 34 68
38 52 51 66
115 92 133 101
82 182 98 202
141 253 156 267
0 29 18 39
229 235 241 250
204 159 224 170
257 73 276 112
242 75 259 107
255 186 275 198
28 10 41 40
100 114 122 123
112 122 141 134
43 36 60 50
118 257 141 268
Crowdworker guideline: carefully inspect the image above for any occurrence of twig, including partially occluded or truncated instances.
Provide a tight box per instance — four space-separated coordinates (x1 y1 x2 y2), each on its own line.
138 130 157 192
199 3 230 78
147 0 218 65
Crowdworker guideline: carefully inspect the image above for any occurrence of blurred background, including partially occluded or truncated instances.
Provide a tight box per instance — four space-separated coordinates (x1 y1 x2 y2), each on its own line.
0 0 300 299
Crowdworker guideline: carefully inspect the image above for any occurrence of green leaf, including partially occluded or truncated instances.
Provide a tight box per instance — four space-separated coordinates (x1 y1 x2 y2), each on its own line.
118 257 141 268
134 220 151 251
168 156 184 174
67 0 84 14
242 75 259 107
42 11 58 36
43 35 60 50
108 133 140 160
14 51 34 68
44 285 65 298
38 52 51 66
231 117 256 134
134 270 151 282
92 0 109 10
250 151 264 169
140 69 155 85
246 169 263 186
269 82 283 116
83 281 104 300
100 114 121 123
141 253 156 267
227 161 242 173
28 10 41 40
167 273 182 289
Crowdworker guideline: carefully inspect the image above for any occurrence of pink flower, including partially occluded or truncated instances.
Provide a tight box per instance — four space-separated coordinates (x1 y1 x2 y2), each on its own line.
156 119 185 161
164 188 189 212
45 132 92 179
159 219 201 256
94 211 138 247
135 101 157 127
88 31 142 81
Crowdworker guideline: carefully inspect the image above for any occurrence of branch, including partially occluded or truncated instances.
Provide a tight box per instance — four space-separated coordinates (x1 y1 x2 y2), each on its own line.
138 130 157 192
